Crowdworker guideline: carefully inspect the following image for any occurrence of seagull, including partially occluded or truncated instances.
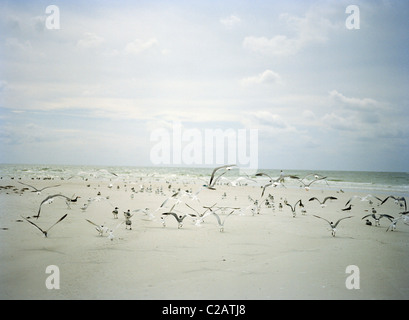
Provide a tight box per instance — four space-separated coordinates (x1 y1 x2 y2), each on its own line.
125 216 133 230
308 196 338 207
285 199 304 217
297 176 328 191
185 203 218 225
361 213 395 227
161 212 196 229
344 194 383 207
203 164 237 190
246 196 262 215
255 172 298 195
21 214 67 237
86 219 108 236
380 196 407 211
211 210 235 232
35 194 72 219
79 203 89 212
18 181 61 195
341 204 353 212
313 215 353 237
107 221 125 241
154 191 182 212
385 211 409 232
69 196 81 202
228 176 257 187
277 170 300 183
112 207 119 219
133 208 154 220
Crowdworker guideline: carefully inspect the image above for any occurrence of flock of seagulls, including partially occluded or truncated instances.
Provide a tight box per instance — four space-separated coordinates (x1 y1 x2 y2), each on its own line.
2 166 408 240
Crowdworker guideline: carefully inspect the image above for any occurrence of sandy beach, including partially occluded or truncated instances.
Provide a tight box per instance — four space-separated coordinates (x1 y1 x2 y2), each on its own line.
0 175 408 300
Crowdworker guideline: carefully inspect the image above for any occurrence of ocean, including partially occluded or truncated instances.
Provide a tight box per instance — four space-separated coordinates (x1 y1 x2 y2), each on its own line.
1 164 408 197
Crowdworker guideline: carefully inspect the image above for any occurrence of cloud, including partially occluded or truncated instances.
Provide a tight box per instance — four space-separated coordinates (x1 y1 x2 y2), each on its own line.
124 38 159 55
321 112 356 132
243 9 334 56
243 110 296 133
241 70 283 86
77 32 105 48
220 14 241 29
329 90 379 108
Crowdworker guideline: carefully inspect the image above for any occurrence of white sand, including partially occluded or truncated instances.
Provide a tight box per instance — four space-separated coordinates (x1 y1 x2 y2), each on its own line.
0 177 408 300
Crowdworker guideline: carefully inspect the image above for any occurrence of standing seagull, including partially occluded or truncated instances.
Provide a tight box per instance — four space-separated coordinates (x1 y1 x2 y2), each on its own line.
203 164 237 190
309 196 338 208
21 214 67 237
18 181 61 195
313 215 353 237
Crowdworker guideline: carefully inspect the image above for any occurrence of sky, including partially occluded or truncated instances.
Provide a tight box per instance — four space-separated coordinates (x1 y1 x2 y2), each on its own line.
0 0 408 172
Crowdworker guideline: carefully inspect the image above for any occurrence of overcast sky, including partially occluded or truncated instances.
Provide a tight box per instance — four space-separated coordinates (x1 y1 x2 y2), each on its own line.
1 0 408 172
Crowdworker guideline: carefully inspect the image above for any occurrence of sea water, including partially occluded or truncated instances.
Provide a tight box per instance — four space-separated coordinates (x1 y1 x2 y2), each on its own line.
0 164 408 197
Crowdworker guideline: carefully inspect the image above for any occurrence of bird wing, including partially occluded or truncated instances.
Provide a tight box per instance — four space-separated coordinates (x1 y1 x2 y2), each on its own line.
46 214 68 232
36 194 72 218
261 182 272 198
381 195 396 206
361 214 372 220
345 196 359 207
185 203 200 215
305 176 327 187
255 172 273 181
308 197 320 203
312 215 332 226
323 196 337 203
379 214 395 222
333 216 353 228
285 203 295 212
86 219 100 228
39 184 61 191
21 215 45 233
18 181 38 191
209 164 236 186
212 212 222 226
162 212 179 221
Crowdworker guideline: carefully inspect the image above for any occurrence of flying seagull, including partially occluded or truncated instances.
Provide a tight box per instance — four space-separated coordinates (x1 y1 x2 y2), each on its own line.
313 215 353 237
380 196 407 211
297 176 328 191
18 181 61 195
35 194 72 219
285 199 304 217
255 172 298 195
161 212 197 229
309 196 338 207
203 164 237 190
344 194 383 207
211 210 235 232
361 213 395 227
385 211 409 232
22 214 67 237
86 219 108 236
